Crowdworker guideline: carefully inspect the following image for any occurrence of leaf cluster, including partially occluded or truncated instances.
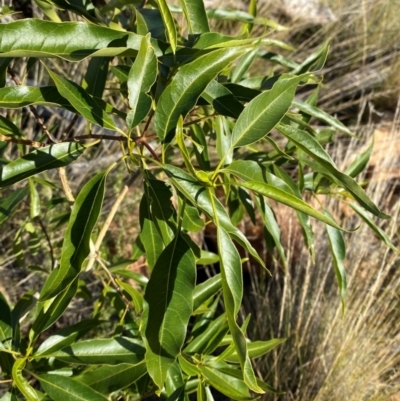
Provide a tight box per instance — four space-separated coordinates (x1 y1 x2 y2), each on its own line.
0 0 397 400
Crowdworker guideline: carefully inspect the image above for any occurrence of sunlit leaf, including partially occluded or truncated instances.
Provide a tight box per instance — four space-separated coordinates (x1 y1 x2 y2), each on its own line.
127 34 157 129
277 123 389 219
179 0 209 33
154 47 247 142
40 171 108 301
38 374 109 401
0 142 86 188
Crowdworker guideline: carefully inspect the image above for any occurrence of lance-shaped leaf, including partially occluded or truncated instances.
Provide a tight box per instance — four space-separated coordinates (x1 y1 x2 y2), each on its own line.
324 210 347 310
226 74 308 159
256 196 287 269
0 20 161 61
156 0 177 54
0 115 23 137
202 80 244 119
179 0 210 33
217 227 263 393
277 123 390 219
75 362 147 394
37 374 109 401
46 68 122 133
40 171 108 301
139 194 164 271
199 364 252 401
12 358 41 401
349 203 400 253
344 140 373 178
142 234 196 392
0 86 124 118
0 187 29 225
163 164 265 268
30 280 78 343
82 57 110 99
36 337 145 365
225 338 286 363
238 180 343 229
154 47 248 142
127 34 157 129
0 86 75 111
34 319 103 356
192 274 222 311
0 293 12 347
0 143 86 188
292 100 354 137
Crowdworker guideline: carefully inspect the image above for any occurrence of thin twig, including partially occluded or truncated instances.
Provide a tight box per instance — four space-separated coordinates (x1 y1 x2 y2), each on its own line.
0 134 46 148
86 185 129 271
61 114 79 140
37 217 55 270
58 167 75 205
97 258 135 312
7 66 58 144
141 109 154 138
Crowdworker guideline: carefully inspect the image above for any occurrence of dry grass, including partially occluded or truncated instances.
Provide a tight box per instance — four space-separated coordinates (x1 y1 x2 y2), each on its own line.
244 101 400 401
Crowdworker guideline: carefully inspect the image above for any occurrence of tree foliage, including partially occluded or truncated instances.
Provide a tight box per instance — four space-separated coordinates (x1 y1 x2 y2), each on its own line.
0 1 396 400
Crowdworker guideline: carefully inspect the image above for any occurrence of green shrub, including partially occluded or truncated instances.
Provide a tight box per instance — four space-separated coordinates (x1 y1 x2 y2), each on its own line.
0 1 397 400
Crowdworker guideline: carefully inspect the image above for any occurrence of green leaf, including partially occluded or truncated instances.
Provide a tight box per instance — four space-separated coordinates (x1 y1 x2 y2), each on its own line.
238 180 344 229
0 115 23 137
0 293 12 347
154 47 247 142
231 48 258 83
196 250 219 265
199 364 253 401
182 202 205 233
225 338 286 362
12 358 41 401
184 313 227 354
142 234 196 392
37 337 145 364
127 34 157 129
46 68 122 133
29 178 41 219
34 320 103 357
216 227 262 393
30 280 78 343
0 86 75 111
292 42 329 74
293 100 354 137
82 57 110 99
0 20 157 61
349 203 400 254
0 187 29 225
0 142 86 188
38 374 108 401
277 123 389 219
116 279 144 313
227 74 308 156
139 194 164 271
202 80 244 119
33 0 61 22
75 362 147 394
40 171 108 301
156 0 177 54
178 0 210 33
344 140 373 178
324 210 347 310
256 196 287 269
192 274 222 311
163 164 266 268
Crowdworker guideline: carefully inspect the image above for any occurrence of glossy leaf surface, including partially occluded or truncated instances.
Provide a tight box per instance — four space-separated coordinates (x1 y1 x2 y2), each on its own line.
38 374 108 401
154 47 247 141
142 234 196 391
40 171 107 300
0 143 86 188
